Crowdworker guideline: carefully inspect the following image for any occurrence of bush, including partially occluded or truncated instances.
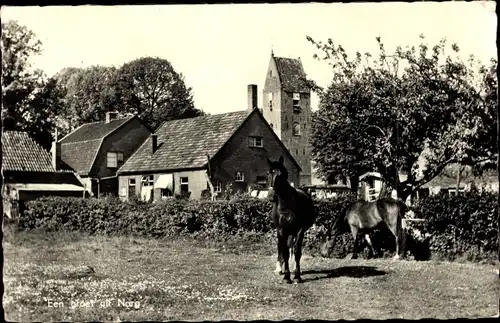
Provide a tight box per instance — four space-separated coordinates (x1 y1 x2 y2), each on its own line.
412 189 498 261
19 193 361 254
18 189 497 262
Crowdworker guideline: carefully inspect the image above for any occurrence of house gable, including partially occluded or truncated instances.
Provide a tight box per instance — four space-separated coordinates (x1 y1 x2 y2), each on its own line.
210 108 302 190
92 117 152 177
60 116 150 176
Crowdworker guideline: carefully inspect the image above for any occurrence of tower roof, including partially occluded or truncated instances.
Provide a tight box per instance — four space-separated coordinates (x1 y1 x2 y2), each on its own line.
273 56 310 93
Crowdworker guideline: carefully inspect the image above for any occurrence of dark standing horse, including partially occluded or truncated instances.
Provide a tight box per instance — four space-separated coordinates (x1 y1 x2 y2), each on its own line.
267 156 317 284
321 198 407 260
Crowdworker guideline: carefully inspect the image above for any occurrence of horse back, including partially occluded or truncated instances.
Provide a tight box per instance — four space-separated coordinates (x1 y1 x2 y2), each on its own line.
347 200 384 229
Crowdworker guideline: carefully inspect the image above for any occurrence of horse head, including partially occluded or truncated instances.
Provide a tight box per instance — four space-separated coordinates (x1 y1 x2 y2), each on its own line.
266 156 289 193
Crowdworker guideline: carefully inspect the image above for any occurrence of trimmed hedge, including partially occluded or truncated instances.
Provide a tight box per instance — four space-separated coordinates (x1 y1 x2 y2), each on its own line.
19 194 360 257
17 190 499 261
411 189 498 261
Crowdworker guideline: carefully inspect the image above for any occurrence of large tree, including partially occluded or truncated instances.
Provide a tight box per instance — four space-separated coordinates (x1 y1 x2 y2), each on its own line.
1 20 58 148
51 66 120 136
308 35 497 201
113 57 204 130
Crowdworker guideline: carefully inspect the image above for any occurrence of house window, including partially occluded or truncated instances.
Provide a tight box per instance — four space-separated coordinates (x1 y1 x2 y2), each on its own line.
107 152 118 168
235 171 244 182
249 136 263 148
141 175 154 186
180 177 189 193
117 153 124 162
161 188 173 198
214 182 222 193
293 93 301 113
128 178 136 197
268 92 273 111
293 122 301 136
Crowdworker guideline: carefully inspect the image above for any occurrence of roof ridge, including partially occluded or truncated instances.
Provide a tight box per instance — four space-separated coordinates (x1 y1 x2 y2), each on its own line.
61 138 102 145
156 110 249 133
83 115 132 126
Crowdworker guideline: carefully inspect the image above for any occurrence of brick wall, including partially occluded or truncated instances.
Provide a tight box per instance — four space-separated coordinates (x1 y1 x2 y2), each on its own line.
262 56 283 139
92 118 152 180
210 110 300 194
262 56 312 185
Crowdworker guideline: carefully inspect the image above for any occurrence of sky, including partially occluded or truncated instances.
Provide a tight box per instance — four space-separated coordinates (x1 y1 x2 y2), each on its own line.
1 2 497 115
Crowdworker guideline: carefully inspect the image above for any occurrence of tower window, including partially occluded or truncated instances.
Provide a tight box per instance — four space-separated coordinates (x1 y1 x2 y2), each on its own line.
270 123 273 129
293 93 301 113
293 122 301 136
268 92 273 111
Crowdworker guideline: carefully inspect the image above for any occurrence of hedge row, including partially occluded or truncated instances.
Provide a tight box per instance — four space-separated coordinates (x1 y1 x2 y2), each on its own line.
411 190 498 260
17 190 499 260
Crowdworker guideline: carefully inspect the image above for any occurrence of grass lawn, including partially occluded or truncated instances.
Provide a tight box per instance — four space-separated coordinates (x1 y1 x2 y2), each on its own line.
3 229 499 321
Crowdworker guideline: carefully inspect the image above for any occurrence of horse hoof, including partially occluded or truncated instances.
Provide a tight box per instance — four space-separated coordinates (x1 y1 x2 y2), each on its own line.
392 255 401 261
293 277 303 284
283 277 292 284
275 270 284 275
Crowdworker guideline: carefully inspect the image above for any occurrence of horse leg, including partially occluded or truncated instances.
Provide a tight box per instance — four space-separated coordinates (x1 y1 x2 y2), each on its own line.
365 234 377 259
278 232 292 284
293 229 305 284
350 226 359 259
387 217 403 261
275 231 284 275
288 236 295 273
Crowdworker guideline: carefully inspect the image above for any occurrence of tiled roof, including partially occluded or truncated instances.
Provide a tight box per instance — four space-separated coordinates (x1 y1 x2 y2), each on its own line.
1 131 55 172
59 116 135 174
61 139 102 175
273 56 310 93
60 116 133 144
118 111 251 173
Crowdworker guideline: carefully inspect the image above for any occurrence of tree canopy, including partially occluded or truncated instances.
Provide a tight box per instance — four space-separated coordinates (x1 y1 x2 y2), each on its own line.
113 57 204 130
1 20 57 149
307 35 497 201
50 57 205 135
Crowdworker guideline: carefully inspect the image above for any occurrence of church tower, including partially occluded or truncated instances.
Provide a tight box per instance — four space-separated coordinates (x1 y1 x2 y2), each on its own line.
262 52 312 186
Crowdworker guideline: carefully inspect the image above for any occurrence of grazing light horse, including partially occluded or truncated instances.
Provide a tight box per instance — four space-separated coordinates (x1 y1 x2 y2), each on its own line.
321 198 407 260
267 156 317 284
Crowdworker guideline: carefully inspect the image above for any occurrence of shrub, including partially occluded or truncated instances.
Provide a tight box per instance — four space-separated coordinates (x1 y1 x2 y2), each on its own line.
19 189 497 262
412 189 498 260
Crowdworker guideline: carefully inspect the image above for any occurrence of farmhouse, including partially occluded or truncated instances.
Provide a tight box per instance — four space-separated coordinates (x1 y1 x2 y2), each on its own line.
117 102 301 201
2 131 86 218
59 112 152 197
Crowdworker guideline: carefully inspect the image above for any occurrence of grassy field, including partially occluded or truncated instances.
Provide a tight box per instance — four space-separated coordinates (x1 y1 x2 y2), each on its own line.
3 229 499 321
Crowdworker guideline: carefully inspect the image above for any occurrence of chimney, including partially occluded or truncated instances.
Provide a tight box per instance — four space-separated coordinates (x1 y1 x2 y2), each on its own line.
52 129 61 171
247 84 258 111
106 111 119 123
151 134 158 154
